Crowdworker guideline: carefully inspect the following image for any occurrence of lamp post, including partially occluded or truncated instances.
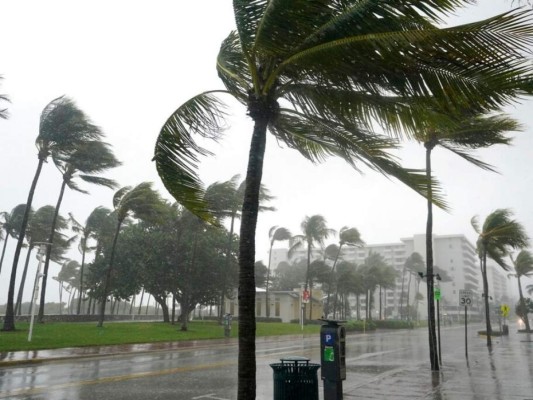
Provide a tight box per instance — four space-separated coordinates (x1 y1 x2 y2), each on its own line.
28 243 50 342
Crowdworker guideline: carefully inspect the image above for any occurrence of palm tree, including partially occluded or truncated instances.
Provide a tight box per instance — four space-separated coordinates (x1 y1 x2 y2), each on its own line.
3 96 103 331
509 250 533 332
325 226 364 318
0 75 9 120
205 175 274 318
291 215 335 322
415 111 518 370
97 183 166 327
472 209 528 347
53 260 80 315
70 207 113 315
38 139 120 322
153 4 533 396
0 204 27 275
266 226 291 318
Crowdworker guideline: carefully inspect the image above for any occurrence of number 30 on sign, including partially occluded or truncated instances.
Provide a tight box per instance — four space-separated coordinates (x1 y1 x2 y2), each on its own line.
459 289 473 307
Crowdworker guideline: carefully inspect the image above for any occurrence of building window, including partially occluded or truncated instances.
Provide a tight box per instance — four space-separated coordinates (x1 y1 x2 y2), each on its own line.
275 298 281 317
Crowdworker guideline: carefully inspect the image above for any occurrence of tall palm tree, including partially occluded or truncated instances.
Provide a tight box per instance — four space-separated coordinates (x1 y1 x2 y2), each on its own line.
266 226 291 318
97 183 166 327
472 209 528 347
154 3 533 396
509 250 533 332
415 111 518 370
0 75 9 120
3 96 103 331
38 139 120 322
0 204 27 275
69 207 113 315
291 215 335 322
325 226 364 318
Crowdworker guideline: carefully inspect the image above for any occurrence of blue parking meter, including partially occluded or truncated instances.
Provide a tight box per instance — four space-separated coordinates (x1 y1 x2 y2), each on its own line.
320 319 346 399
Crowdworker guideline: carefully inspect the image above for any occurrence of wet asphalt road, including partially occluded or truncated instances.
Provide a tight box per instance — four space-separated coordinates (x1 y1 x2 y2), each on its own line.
1 323 532 399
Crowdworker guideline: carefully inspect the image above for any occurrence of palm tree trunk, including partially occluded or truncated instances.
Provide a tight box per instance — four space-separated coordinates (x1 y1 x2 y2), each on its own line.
481 249 492 347
237 112 267 400
76 246 87 315
304 243 312 324
0 234 9 275
407 272 412 320
38 179 67 323
2 157 45 331
400 266 406 319
326 245 343 318
58 282 63 315
15 246 33 315
425 144 439 370
265 243 273 318
220 214 235 320
97 220 122 327
518 276 531 332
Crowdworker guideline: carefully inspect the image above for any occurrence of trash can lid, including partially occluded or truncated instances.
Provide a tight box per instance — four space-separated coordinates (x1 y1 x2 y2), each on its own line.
280 356 310 363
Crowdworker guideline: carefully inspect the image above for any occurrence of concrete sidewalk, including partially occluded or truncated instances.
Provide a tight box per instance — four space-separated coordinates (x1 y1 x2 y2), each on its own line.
341 329 533 399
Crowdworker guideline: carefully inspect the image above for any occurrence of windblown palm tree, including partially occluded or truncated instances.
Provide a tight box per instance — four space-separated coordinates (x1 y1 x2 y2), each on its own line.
38 139 120 322
97 183 166 327
472 209 528 347
3 96 103 331
415 111 519 369
266 226 291 317
325 226 364 318
0 204 26 275
509 250 533 332
291 215 335 322
154 3 533 396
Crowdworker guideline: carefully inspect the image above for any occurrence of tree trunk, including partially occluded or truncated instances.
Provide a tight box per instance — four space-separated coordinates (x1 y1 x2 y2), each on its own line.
38 179 67 323
425 144 439 370
325 245 343 318
15 246 33 315
2 158 45 331
266 242 273 318
76 246 87 315
155 295 170 323
400 266 406 319
0 234 9 275
97 220 122 327
237 111 267 400
518 276 531 332
481 248 492 347
137 288 145 315
220 213 236 320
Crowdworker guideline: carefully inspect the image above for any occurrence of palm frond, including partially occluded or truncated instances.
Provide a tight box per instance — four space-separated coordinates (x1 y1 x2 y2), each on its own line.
154 91 231 223
217 31 251 103
79 175 118 189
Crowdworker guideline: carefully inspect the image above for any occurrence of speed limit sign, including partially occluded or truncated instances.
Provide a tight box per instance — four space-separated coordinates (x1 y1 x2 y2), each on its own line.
459 289 473 307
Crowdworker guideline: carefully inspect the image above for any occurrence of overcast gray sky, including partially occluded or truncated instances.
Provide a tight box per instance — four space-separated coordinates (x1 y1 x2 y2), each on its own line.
1 0 532 304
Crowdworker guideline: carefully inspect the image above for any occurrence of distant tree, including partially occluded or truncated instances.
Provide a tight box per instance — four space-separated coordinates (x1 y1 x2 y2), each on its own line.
265 226 291 317
400 252 425 320
509 250 533 332
291 215 335 322
97 183 166 327
3 97 103 331
53 260 80 315
325 226 364 317
272 260 306 292
472 209 528 347
38 139 120 322
0 204 27 275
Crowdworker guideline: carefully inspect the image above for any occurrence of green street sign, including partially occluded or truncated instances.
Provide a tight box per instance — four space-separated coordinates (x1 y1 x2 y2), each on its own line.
434 288 441 301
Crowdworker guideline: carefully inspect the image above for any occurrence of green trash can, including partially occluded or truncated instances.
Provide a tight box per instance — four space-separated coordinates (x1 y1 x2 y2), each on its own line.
270 356 320 400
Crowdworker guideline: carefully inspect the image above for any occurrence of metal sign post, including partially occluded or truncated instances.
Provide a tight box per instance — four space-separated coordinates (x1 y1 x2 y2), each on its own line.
459 289 473 359
435 287 442 365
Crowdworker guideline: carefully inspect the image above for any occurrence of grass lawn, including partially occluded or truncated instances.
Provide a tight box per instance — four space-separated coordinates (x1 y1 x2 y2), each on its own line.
0 320 321 352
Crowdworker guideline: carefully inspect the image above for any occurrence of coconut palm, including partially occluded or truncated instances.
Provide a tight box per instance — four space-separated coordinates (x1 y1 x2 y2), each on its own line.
325 226 364 318
3 96 103 331
70 207 113 315
0 204 27 275
415 111 519 370
53 260 80 315
97 183 166 327
15 205 70 315
265 226 291 318
205 175 274 318
154 3 533 396
509 250 533 332
472 209 528 347
0 75 9 120
291 215 335 322
401 252 425 320
38 139 120 322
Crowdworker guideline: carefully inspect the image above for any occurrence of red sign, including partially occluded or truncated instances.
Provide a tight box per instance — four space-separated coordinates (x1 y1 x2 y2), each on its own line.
302 290 310 303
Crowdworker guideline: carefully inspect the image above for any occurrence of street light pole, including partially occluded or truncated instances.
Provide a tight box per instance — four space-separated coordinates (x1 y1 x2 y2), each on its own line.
28 243 49 342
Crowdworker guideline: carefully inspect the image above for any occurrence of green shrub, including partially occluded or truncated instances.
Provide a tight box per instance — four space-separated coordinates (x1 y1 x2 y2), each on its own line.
345 320 376 332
